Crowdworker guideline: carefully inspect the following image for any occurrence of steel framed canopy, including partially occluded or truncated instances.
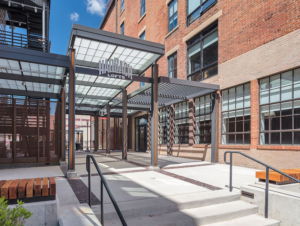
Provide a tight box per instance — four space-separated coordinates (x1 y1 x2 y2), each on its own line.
66 24 165 115
111 77 220 112
0 44 69 99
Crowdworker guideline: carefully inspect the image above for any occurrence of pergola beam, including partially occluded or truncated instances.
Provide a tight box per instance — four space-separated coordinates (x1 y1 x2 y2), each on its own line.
0 72 62 85
76 80 123 90
0 88 59 99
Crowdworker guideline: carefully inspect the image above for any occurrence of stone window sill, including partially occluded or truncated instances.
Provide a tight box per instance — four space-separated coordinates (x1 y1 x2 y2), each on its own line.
258 145 300 151
165 25 179 39
120 9 125 17
138 13 146 24
219 145 251 150
193 144 211 148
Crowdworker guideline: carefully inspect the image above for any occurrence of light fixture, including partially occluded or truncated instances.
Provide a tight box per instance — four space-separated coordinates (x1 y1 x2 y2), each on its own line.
8 1 11 7
19 22 21 26
34 7 37 13
49 84 52 88
22 81 26 86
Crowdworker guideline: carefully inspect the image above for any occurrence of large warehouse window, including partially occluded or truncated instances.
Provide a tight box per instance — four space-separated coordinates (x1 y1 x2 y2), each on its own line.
222 83 251 144
187 0 217 25
159 108 167 144
168 52 177 78
174 101 189 144
187 23 218 81
195 94 211 144
260 68 300 145
168 0 178 32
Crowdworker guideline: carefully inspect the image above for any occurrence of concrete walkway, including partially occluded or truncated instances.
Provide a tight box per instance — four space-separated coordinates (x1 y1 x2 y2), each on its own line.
0 151 261 225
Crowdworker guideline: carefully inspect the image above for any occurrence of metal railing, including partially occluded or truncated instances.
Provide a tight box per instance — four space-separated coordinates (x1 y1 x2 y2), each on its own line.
0 30 49 52
86 155 127 226
224 151 300 218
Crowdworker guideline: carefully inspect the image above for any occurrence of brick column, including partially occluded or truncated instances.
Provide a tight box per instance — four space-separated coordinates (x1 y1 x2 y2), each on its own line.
251 79 259 149
189 99 195 146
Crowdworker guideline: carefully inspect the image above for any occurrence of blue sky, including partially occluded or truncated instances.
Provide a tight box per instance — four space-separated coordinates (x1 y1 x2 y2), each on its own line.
49 0 108 55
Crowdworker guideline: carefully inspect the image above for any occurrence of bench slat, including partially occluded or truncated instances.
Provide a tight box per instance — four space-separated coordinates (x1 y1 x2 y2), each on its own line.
35 178 41 197
18 179 28 199
49 177 56 196
1 180 14 199
0 180 6 189
42 178 48 196
26 178 35 198
9 179 21 199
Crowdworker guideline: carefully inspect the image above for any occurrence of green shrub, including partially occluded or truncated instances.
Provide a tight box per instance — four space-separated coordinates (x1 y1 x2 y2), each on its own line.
0 196 32 226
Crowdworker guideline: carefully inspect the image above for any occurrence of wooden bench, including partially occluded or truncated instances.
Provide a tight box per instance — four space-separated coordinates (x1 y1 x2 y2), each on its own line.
0 177 56 204
256 168 300 185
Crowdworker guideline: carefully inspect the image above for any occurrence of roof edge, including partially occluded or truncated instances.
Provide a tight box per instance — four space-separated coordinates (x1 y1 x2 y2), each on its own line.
98 0 115 30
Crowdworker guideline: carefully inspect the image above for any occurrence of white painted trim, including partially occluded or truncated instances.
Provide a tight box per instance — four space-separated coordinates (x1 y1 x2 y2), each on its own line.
119 17 125 27
138 26 147 38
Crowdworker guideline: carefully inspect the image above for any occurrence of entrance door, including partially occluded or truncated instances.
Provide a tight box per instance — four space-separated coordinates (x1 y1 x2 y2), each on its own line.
138 125 147 152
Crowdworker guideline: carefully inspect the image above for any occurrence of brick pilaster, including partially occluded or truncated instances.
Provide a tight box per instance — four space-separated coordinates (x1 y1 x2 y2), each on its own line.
251 79 259 150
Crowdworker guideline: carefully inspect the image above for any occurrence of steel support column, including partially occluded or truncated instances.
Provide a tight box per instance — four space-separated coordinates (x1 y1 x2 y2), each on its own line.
61 88 66 162
67 48 76 177
106 104 110 154
167 106 170 156
147 112 151 152
122 90 127 160
151 64 158 166
94 116 99 152
211 92 217 163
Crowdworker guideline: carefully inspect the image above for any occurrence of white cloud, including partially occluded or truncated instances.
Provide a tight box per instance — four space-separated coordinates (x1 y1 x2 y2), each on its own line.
86 0 106 16
70 12 79 22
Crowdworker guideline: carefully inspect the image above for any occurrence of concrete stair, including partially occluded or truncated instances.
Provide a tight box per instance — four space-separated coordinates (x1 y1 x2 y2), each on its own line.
91 190 279 226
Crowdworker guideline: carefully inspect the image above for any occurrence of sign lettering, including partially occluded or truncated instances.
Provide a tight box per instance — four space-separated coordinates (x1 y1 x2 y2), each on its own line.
99 58 133 80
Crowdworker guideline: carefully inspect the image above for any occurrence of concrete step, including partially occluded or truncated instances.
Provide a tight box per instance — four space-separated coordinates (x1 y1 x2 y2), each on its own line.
92 190 240 221
205 214 280 226
58 203 101 226
104 200 258 226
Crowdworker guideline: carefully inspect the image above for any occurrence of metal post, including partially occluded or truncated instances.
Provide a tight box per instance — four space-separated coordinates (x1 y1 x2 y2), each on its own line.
87 156 91 207
101 180 104 225
230 153 232 192
61 88 66 162
265 167 269 218
106 104 110 155
37 100 39 163
151 64 158 167
94 116 99 153
67 48 77 178
211 92 217 163
122 90 127 160
42 1 45 52
13 98 16 164
86 120 89 152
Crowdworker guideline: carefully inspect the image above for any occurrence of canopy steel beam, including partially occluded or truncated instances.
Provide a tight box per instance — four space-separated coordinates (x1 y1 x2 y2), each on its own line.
151 64 158 167
73 103 148 111
76 66 153 83
159 77 220 90
76 80 123 90
0 45 70 68
0 72 62 85
122 89 127 160
0 88 59 99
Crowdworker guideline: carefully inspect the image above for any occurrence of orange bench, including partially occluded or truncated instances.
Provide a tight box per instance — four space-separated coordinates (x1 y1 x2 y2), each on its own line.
256 168 300 185
0 177 56 204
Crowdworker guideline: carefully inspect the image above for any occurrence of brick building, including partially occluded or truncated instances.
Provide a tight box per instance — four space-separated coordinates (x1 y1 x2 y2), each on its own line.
99 0 300 169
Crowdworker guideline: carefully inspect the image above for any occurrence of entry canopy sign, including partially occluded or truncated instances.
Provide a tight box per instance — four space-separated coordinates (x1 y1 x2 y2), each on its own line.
99 58 133 80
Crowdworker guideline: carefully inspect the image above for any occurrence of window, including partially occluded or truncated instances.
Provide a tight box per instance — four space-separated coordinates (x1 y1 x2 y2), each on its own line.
140 74 145 87
121 0 124 12
168 0 178 32
174 101 189 144
140 0 146 17
195 94 211 144
259 68 300 145
140 31 145 40
159 108 168 144
168 53 177 78
187 0 217 25
187 23 218 81
222 83 251 145
121 23 124 35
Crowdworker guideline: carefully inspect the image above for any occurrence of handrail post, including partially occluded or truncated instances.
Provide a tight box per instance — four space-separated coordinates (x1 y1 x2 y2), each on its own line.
101 180 104 225
265 167 269 218
230 152 232 192
87 156 91 207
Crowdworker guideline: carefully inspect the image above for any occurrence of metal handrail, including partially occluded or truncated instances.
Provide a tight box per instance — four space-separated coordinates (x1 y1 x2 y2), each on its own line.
86 155 127 226
224 151 300 219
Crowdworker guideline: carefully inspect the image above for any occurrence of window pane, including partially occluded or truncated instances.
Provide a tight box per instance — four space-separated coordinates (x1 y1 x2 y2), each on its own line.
294 116 300 129
188 0 200 14
260 133 269 145
260 90 269 104
281 85 292 101
270 117 280 130
236 85 243 109
244 134 250 144
244 83 251 107
270 74 280 89
260 78 269 91
282 116 292 130
244 121 250 132
295 68 300 83
270 103 280 117
295 100 300 114
203 65 217 79
236 121 243 132
188 43 201 74
222 90 228 111
295 132 300 144
229 134 235 144
270 88 280 103
203 36 218 67
271 133 280 144
236 134 243 144
281 101 292 116
281 71 293 86
282 132 292 145
294 83 300 99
